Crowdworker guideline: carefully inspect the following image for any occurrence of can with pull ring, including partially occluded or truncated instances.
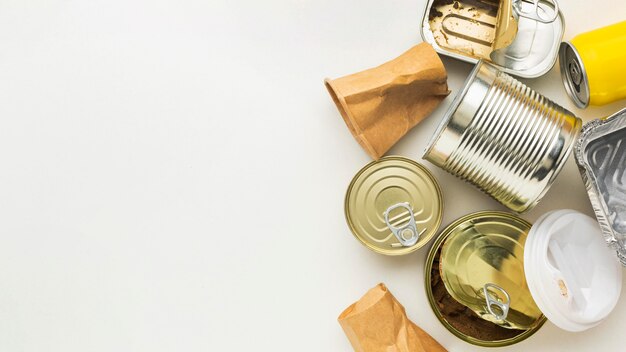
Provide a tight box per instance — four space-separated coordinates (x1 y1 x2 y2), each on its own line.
343 156 443 255
425 210 622 347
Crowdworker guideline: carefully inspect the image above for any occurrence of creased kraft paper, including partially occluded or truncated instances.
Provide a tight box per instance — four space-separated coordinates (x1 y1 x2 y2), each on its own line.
325 43 449 160
339 283 447 352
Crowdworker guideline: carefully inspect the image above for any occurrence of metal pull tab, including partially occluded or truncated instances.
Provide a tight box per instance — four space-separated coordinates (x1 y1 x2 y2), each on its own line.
513 0 559 24
384 203 424 247
483 283 510 321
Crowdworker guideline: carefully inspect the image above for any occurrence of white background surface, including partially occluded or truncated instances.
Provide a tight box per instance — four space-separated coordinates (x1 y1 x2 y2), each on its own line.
1 0 625 351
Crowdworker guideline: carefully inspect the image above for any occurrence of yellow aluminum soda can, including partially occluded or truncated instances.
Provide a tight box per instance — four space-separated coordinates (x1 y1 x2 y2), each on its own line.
560 21 626 108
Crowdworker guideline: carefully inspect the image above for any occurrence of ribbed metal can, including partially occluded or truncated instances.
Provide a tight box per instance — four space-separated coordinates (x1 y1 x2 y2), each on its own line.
423 61 582 213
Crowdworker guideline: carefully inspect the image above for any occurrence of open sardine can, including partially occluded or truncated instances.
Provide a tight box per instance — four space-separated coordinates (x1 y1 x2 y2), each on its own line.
421 0 563 78
425 210 622 347
575 107 626 264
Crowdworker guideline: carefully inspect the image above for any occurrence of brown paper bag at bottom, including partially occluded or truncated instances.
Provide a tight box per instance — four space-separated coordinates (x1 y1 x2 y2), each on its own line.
339 283 447 352
325 43 449 160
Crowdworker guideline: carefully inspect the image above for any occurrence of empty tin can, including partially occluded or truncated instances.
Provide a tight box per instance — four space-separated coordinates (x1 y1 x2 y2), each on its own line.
575 107 626 264
344 156 443 255
559 21 626 108
423 60 581 212
421 0 564 78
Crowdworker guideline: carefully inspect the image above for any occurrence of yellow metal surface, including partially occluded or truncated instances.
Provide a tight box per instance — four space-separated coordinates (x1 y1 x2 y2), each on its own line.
439 212 543 330
344 156 443 255
572 21 626 106
424 211 546 347
493 0 518 50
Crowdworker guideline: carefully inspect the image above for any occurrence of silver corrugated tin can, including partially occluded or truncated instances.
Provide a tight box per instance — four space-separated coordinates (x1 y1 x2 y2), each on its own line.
423 60 582 213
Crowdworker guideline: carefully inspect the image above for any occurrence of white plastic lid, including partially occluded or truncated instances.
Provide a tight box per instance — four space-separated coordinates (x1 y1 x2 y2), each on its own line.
525 210 622 332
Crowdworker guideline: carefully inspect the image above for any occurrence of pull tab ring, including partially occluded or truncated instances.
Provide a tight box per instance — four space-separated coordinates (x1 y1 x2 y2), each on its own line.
483 283 511 321
384 203 423 247
513 0 559 24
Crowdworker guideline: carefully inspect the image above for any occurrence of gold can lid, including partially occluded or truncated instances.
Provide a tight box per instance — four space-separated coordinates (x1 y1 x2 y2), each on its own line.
344 156 443 255
439 212 543 330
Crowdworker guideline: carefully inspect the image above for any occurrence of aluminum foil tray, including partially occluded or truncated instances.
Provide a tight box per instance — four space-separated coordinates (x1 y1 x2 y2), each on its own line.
575 107 626 265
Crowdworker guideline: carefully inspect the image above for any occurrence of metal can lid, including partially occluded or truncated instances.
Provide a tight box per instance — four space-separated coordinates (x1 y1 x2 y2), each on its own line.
438 211 543 330
559 42 590 108
344 156 443 255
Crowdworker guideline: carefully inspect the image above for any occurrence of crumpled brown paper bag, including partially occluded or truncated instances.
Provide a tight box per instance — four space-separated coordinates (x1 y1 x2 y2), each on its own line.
339 283 447 352
325 43 449 160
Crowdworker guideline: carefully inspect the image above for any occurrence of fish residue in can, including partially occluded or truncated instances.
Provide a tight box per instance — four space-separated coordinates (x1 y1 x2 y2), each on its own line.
422 0 564 78
426 0 502 61
423 60 581 213
559 21 626 108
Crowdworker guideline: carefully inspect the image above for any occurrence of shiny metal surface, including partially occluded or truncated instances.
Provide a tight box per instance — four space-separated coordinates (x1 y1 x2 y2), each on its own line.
512 0 559 24
439 211 543 330
384 202 422 247
424 211 547 347
559 21 626 107
575 108 626 265
484 284 511 321
344 156 443 255
421 0 564 78
423 61 581 213
489 0 563 76
559 42 590 108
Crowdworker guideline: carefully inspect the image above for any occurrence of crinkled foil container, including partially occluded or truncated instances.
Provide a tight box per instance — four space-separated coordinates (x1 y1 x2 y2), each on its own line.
575 107 626 265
